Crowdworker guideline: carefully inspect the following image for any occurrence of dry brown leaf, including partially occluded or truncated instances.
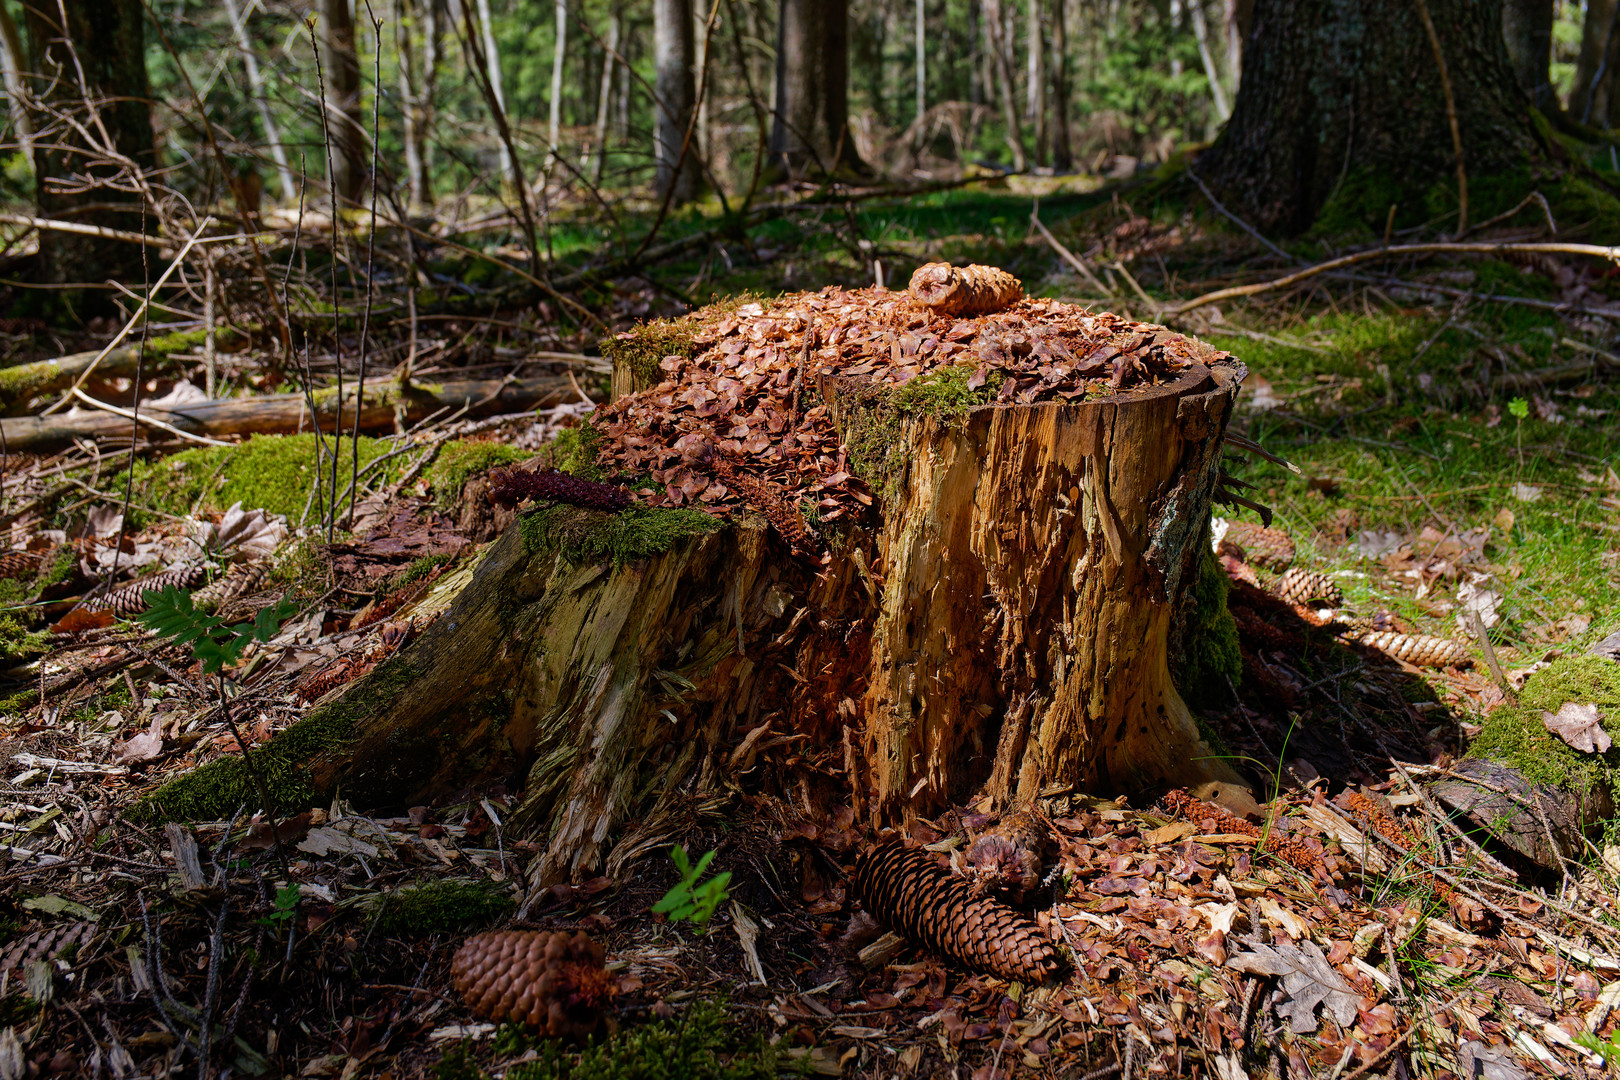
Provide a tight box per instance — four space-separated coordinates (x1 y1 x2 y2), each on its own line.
115 717 165 764
1540 702 1612 753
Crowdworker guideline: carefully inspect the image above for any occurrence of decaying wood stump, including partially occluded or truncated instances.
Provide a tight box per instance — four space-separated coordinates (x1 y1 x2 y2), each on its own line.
143 274 1248 886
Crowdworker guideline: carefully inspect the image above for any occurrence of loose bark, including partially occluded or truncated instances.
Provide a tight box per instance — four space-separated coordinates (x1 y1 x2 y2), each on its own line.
1196 0 1542 234
322 0 366 208
23 0 155 313
0 375 571 453
1428 758 1612 870
769 0 868 177
654 0 701 203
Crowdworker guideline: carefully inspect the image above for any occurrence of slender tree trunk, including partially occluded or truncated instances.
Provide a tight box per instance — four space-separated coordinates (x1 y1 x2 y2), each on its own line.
1188 0 1231 123
655 0 701 202
914 0 926 123
547 0 567 169
1026 0 1046 164
224 0 294 202
395 0 441 209
983 0 1026 171
23 0 155 317
1571 0 1617 125
589 8 621 185
1501 0 1558 116
769 0 868 177
1050 0 1071 169
473 0 512 182
0 0 34 167
1197 0 1543 235
1224 0 1247 88
322 0 365 208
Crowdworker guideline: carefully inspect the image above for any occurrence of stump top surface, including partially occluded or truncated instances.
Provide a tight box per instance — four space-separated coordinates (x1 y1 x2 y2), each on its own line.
593 284 1232 525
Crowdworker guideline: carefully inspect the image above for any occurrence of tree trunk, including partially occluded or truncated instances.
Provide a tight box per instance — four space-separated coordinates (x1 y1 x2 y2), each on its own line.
139 301 1247 886
984 0 1027 172
1188 0 1231 123
769 0 868 178
588 8 621 185
23 0 155 317
1025 0 1046 164
547 0 567 170
395 0 442 209
654 0 701 203
1501 0 1558 116
472 0 512 183
224 0 295 202
0 0 33 169
322 0 366 209
1570 0 1617 126
1195 0 1544 235
1050 0 1072 170
914 0 926 125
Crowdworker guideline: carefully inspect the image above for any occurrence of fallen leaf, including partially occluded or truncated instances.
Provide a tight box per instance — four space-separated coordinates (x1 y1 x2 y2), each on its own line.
115 717 165 764
1143 821 1197 846
1540 702 1611 753
1510 482 1543 503
1226 939 1359 1034
1258 898 1309 941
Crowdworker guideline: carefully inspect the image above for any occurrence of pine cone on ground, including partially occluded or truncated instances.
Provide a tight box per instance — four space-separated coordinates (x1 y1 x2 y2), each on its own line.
86 565 208 618
1349 631 1469 669
907 263 1023 317
486 467 631 512
0 551 42 581
1273 567 1343 608
1221 521 1295 571
193 564 268 612
451 930 615 1039
853 839 1062 982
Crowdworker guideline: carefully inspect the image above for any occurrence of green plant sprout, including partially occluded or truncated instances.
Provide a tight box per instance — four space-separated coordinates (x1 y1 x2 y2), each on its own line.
257 883 300 929
1508 395 1529 480
1576 1031 1620 1066
651 846 731 931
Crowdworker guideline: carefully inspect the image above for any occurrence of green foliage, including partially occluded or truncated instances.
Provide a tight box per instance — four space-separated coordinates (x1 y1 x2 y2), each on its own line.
1171 547 1243 706
1467 656 1620 794
369 879 515 936
440 999 791 1080
426 440 530 510
519 504 722 566
1507 397 1529 421
1576 1031 1620 1066
136 586 297 675
651 846 731 931
257 884 300 929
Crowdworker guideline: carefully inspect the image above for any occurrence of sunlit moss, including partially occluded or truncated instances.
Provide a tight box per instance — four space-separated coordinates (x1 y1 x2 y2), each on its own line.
425 439 530 510
1467 656 1620 793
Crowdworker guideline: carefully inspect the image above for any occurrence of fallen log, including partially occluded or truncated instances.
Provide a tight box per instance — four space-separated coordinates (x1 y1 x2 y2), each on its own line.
0 328 246 415
0 374 574 452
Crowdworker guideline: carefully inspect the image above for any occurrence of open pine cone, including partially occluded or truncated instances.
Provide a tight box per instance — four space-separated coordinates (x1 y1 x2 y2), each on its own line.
451 930 616 1039
907 263 1023 316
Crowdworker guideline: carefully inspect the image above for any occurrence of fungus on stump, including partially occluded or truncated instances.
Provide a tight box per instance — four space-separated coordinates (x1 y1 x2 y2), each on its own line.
140 266 1246 886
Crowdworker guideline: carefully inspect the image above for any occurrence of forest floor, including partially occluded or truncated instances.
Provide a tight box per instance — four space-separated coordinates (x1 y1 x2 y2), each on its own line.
2 175 1619 1079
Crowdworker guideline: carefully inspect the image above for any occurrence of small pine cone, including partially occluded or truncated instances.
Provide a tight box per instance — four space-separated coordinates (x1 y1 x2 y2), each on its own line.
0 551 42 580
854 839 1061 982
1273 567 1343 608
88 565 208 617
1352 631 1469 668
1222 521 1295 571
193 564 268 612
908 263 1023 317
487 467 631 512
451 930 615 1039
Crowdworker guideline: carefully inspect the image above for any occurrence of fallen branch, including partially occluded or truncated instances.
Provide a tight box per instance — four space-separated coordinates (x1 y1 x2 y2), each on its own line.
0 212 167 248
0 375 572 453
0 331 245 414
1164 241 1620 315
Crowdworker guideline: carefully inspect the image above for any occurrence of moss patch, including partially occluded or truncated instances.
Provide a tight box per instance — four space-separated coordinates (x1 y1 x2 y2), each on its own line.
548 419 606 481
368 878 514 936
841 364 1005 501
1171 547 1243 707
600 319 699 394
1467 656 1620 794
425 440 529 510
519 504 722 565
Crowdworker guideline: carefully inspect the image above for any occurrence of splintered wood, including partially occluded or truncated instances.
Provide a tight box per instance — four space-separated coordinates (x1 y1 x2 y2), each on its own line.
906 262 1023 316
592 284 1230 528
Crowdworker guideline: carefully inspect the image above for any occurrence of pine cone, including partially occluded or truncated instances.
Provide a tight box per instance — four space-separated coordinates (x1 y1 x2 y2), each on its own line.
853 839 1062 982
451 930 615 1039
907 263 1023 317
487 467 631 512
1221 521 1295 571
1273 567 1343 608
1350 631 1469 668
0 921 93 979
193 564 268 612
0 551 42 581
86 565 208 618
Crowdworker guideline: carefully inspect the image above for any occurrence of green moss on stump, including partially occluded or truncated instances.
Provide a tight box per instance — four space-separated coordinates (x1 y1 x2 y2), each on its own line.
842 364 1005 502
600 319 699 393
369 878 514 936
1467 656 1620 794
426 440 530 510
549 420 606 481
1172 548 1243 706
520 504 722 566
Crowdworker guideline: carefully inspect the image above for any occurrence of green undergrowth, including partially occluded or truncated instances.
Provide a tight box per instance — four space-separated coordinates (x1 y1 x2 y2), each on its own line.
520 503 722 565
368 878 514 936
841 363 1006 501
110 434 402 527
1467 656 1620 794
425 439 530 510
435 999 794 1080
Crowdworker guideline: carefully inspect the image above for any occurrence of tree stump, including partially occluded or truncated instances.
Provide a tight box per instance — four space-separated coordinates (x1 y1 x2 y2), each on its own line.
143 277 1248 886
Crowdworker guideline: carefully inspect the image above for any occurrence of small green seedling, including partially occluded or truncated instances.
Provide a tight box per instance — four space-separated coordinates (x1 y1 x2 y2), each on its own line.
651 846 731 931
1576 1031 1620 1066
257 883 300 929
136 586 297 673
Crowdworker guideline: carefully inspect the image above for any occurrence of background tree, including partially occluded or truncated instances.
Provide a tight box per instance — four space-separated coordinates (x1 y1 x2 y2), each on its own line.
23 0 155 316
321 0 365 208
1570 0 1617 126
1195 0 1544 235
1501 0 1558 116
770 0 866 177
654 0 701 202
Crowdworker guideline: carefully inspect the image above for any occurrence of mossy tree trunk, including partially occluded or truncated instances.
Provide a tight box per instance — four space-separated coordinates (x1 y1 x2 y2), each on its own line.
143 353 1247 886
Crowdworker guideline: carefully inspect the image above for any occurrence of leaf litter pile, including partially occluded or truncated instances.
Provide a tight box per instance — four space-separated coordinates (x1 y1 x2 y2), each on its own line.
0 281 1618 1078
